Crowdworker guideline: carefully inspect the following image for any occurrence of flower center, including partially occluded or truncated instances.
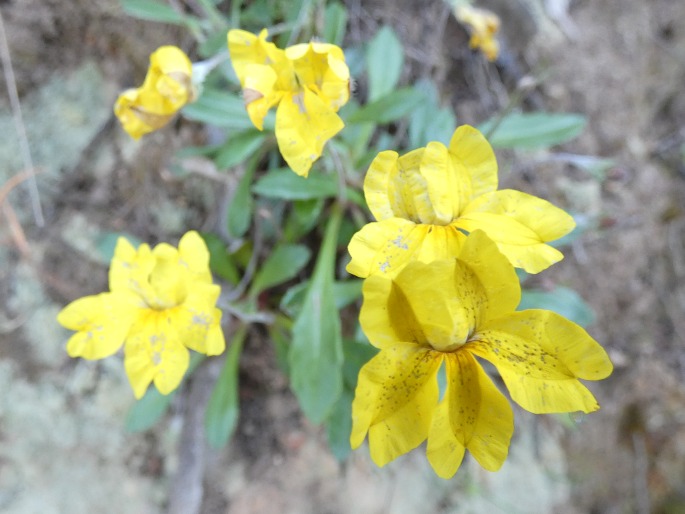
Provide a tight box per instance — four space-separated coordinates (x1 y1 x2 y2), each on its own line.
139 259 189 310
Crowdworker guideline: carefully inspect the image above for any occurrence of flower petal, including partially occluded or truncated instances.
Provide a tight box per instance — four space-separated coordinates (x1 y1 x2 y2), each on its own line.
350 344 442 466
242 63 282 130
427 351 513 477
360 274 425 349
124 314 190 398
413 224 468 263
285 42 350 111
113 89 174 140
469 310 613 414
58 292 139 360
448 125 498 205
463 189 575 242
419 141 455 225
346 218 428 278
114 46 193 139
456 211 566 274
171 285 225 355
275 89 344 177
454 6 501 61
425 400 465 479
178 230 212 284
456 230 521 321
227 29 283 86
144 46 193 108
391 260 478 352
347 217 469 279
109 238 155 293
363 150 400 221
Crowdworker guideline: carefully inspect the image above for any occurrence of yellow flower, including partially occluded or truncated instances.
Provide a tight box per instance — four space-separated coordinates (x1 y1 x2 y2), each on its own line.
57 231 225 398
350 230 612 478
114 46 194 140
228 29 350 177
454 5 501 61
347 125 575 277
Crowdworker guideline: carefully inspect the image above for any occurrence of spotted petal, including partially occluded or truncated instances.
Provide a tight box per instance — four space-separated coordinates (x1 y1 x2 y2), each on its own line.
350 344 442 466
469 310 613 414
389 259 481 352
456 230 521 322
171 284 225 355
427 351 513 478
124 313 190 398
347 219 466 279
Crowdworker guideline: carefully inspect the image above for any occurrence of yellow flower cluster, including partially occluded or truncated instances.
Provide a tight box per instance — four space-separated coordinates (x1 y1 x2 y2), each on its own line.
114 46 195 140
454 5 501 61
348 126 613 478
57 232 225 398
228 29 350 177
347 125 575 277
113 32 350 179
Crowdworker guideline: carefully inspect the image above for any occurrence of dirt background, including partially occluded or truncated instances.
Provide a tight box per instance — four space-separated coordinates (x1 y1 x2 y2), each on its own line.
1 0 685 513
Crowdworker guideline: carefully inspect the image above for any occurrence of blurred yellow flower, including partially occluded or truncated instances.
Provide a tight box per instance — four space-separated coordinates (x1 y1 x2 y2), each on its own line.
228 29 350 177
350 231 612 478
454 4 501 61
114 46 194 140
347 125 575 277
57 231 225 398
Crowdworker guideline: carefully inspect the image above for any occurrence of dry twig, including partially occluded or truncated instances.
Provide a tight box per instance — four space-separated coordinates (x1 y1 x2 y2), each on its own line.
0 10 44 227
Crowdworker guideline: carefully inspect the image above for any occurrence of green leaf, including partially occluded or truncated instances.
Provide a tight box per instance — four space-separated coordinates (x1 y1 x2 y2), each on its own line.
120 0 187 24
326 388 354 460
252 168 339 200
125 353 205 432
205 327 246 449
199 28 233 58
323 2 348 47
341 339 378 388
289 206 344 423
215 130 268 170
280 279 362 318
333 279 363 309
125 387 175 433
519 286 596 327
226 162 256 238
478 112 587 149
249 244 311 297
200 232 239 285
283 199 325 242
269 316 293 376
408 79 455 148
183 89 274 130
348 87 425 124
326 340 378 461
366 26 404 102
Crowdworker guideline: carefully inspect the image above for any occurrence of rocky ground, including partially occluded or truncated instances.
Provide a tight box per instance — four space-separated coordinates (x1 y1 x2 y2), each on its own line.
1 0 685 513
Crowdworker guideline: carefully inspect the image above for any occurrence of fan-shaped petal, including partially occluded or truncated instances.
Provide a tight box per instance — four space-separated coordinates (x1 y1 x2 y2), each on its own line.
350 344 442 466
469 310 613 413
